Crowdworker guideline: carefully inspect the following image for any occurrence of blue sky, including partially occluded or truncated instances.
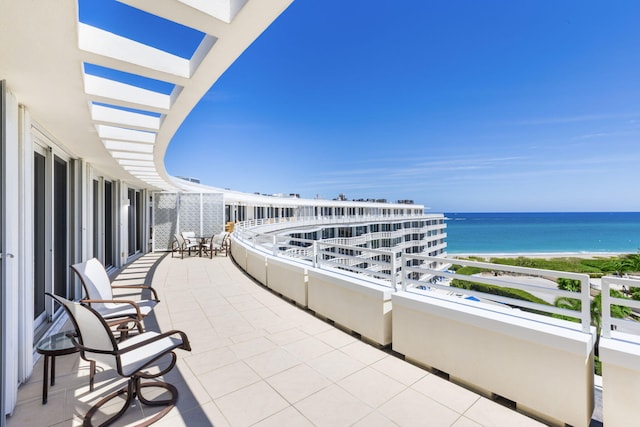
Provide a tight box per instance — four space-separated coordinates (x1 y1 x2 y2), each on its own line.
84 1 640 213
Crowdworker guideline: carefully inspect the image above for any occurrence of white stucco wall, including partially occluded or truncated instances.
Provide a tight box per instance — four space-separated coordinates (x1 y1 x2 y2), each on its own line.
392 291 594 427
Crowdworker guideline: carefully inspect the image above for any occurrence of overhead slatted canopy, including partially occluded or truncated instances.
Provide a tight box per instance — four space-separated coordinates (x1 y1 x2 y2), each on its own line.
0 0 293 190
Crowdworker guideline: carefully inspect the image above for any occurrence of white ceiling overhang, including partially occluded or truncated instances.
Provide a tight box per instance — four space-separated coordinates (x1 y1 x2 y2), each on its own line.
0 0 293 191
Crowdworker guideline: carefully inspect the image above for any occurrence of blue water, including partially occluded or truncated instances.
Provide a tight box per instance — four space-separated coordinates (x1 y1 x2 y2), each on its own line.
444 212 640 254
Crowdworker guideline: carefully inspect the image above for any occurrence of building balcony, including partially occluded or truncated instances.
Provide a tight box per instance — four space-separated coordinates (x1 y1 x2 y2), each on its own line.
7 253 546 427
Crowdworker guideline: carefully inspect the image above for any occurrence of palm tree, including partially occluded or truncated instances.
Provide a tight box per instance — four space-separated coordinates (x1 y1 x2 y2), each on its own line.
554 287 630 358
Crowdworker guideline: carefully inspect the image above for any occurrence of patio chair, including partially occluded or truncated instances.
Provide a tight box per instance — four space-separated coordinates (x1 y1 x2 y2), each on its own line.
183 231 202 248
203 232 229 258
47 293 190 427
71 258 159 338
172 233 200 258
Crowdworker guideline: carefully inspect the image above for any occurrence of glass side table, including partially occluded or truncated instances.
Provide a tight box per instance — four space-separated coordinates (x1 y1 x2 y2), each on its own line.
35 331 78 404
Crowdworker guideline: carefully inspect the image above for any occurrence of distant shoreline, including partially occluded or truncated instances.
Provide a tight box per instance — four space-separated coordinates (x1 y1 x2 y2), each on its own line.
449 252 630 260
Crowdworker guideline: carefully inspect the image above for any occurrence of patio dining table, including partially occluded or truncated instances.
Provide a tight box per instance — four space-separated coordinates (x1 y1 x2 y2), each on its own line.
194 236 208 257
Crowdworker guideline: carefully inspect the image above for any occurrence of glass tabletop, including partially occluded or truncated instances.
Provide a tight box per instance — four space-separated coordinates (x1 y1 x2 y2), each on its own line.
36 331 77 353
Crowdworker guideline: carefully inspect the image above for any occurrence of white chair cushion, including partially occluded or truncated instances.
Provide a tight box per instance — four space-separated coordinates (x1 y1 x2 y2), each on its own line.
118 331 184 377
95 299 157 319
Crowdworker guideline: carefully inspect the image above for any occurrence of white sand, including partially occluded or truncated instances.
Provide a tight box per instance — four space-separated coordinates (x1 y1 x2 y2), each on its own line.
450 252 627 260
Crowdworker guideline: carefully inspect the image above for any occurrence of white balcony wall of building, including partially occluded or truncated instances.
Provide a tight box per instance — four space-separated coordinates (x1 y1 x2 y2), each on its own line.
229 234 606 426
308 269 393 346
2 82 20 416
599 333 640 427
1 94 152 415
8 1 639 425
598 276 640 427
265 256 308 306
391 291 595 427
246 249 268 284
230 237 394 346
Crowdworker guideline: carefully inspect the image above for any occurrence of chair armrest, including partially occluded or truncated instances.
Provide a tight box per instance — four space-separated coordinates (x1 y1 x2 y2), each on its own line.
104 316 142 330
117 330 191 354
110 285 160 301
81 298 144 320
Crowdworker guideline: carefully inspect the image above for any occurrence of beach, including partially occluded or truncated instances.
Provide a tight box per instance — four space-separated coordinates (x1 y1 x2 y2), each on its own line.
450 252 629 260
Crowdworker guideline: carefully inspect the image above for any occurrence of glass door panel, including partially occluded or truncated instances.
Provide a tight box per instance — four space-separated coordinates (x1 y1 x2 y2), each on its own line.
53 155 68 299
33 151 46 323
104 181 113 268
128 188 135 256
92 179 99 258
136 191 143 252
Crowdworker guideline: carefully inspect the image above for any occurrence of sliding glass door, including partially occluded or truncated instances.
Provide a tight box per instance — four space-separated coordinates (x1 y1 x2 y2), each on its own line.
104 180 114 268
33 150 46 324
32 142 70 329
92 179 99 258
52 155 68 300
127 188 144 257
91 178 120 269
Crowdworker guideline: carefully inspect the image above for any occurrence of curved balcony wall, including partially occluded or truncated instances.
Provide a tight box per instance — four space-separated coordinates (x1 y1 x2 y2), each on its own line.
231 223 598 427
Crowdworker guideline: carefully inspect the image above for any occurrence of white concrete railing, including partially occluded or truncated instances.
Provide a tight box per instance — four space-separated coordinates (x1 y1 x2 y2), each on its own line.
395 255 595 426
230 237 394 346
234 229 401 289
401 255 592 333
600 276 640 337
230 234 598 426
598 276 640 427
235 225 592 333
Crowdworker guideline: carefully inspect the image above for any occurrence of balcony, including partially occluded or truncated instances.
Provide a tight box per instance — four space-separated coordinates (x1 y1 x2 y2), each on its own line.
232 229 637 426
7 253 545 426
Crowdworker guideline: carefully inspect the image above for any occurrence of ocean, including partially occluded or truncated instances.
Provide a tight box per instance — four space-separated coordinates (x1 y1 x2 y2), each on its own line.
444 212 640 255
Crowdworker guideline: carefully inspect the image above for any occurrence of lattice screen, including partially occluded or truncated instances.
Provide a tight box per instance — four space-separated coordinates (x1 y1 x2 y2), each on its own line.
203 193 224 237
152 192 224 251
179 193 201 235
153 193 178 251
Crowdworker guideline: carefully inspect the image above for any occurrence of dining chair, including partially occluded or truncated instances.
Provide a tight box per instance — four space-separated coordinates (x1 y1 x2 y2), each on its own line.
204 232 229 258
173 233 199 258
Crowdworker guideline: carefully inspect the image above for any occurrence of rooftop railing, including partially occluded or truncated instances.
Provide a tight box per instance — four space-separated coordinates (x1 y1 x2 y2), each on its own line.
235 220 599 333
601 276 640 338
235 228 402 288
400 255 592 333
236 213 445 234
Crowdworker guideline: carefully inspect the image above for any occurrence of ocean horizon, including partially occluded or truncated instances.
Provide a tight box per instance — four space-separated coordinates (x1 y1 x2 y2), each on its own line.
444 212 640 255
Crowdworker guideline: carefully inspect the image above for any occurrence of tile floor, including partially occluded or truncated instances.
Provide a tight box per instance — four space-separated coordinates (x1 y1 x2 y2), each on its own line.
7 253 548 426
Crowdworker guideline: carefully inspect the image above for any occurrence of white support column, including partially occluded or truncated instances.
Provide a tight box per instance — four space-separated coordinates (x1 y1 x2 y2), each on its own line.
1 79 5 427
69 158 86 299
79 160 89 264
200 193 204 236
17 105 33 385
2 83 20 416
118 181 127 267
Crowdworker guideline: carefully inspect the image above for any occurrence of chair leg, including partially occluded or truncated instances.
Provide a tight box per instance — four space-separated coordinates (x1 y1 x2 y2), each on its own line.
116 323 129 341
83 374 178 427
135 376 178 407
89 360 95 392
83 377 134 427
